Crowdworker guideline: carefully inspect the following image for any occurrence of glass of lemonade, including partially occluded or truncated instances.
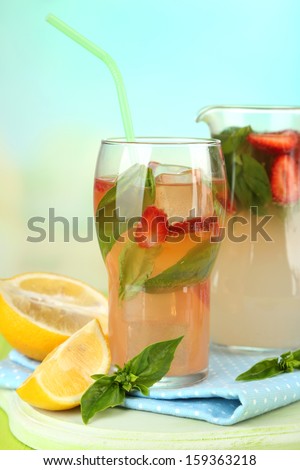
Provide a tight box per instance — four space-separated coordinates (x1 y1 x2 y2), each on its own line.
197 106 300 351
94 138 226 387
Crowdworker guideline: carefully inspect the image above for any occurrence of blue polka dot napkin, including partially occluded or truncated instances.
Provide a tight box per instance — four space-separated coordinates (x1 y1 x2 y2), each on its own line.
1 347 300 425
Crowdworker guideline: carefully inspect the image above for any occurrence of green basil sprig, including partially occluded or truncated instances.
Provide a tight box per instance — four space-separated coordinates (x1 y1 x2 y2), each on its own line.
96 164 156 259
145 239 219 293
214 126 272 211
236 349 300 382
118 241 161 301
81 336 183 423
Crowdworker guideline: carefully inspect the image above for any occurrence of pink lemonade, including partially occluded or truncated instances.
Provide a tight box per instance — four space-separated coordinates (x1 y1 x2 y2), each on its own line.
212 126 300 350
94 166 225 380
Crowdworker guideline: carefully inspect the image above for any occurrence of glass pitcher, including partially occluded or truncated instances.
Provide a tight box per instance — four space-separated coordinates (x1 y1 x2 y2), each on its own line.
197 106 300 351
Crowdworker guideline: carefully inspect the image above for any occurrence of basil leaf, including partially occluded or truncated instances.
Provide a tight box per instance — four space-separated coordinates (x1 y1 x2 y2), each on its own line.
279 351 300 371
231 154 271 209
145 240 219 292
91 373 108 380
119 242 161 300
280 351 293 362
224 152 242 196
287 348 300 361
242 154 272 206
114 372 138 384
214 126 252 194
216 126 252 154
96 166 138 260
81 377 125 424
236 347 300 382
290 360 300 368
236 358 281 382
215 126 272 211
145 165 156 201
96 165 155 259
234 171 254 208
282 360 300 372
81 336 183 423
134 383 150 396
211 181 226 223
128 336 183 387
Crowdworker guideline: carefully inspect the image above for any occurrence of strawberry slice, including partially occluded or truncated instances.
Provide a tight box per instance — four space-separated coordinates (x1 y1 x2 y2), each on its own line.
226 198 237 214
94 178 114 194
168 216 220 238
247 130 298 154
135 206 168 248
291 136 300 162
270 155 300 204
169 217 203 235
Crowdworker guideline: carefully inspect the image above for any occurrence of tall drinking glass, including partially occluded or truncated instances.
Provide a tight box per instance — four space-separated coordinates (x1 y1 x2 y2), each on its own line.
94 138 226 387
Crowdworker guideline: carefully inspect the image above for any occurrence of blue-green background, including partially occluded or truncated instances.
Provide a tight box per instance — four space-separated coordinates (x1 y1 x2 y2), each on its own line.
0 0 299 290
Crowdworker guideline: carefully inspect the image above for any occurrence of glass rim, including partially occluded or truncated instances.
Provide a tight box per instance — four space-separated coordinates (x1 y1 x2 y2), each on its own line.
102 137 221 146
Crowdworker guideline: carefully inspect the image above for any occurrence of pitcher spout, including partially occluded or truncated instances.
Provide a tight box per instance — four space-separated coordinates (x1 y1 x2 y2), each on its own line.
196 105 220 124
196 105 230 134
196 104 300 135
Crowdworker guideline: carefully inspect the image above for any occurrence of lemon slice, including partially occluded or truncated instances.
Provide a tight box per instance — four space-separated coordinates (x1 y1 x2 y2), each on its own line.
0 272 108 360
17 319 110 410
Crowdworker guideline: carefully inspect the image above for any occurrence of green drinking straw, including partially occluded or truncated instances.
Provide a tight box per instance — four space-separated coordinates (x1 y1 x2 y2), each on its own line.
46 14 135 142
